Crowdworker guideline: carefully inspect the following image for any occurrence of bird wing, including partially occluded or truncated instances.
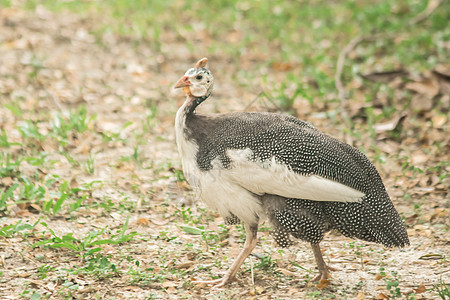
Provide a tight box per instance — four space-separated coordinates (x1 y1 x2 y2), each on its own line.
191 112 384 203
219 148 365 203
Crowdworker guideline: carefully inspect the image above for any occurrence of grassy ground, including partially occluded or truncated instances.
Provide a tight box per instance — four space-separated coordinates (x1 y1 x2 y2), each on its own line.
0 0 449 299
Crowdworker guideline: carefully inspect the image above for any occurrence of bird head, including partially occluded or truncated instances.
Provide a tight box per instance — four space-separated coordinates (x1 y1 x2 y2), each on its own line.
174 58 214 99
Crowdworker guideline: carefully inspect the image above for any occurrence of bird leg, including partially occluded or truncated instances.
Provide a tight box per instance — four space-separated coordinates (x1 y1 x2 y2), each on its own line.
311 243 337 282
193 223 258 288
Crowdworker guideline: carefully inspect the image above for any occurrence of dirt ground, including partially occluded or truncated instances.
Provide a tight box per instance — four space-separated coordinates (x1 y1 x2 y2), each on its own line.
0 6 449 300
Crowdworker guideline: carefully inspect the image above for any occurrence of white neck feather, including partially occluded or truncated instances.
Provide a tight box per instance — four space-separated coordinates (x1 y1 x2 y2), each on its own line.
175 99 200 188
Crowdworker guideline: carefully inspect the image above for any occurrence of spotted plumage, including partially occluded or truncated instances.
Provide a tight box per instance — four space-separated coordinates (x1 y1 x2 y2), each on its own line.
174 58 409 288
224 213 240 225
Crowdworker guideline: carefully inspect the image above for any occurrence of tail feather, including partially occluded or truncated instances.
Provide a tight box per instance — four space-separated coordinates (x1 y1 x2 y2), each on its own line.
262 194 409 248
323 200 409 248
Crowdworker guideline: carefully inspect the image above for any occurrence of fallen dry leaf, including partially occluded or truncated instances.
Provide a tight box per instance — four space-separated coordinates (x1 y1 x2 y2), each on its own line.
28 204 41 212
0 177 14 186
431 208 448 222
28 279 46 288
414 283 426 294
434 64 450 77
406 77 440 97
149 217 171 226
69 177 79 189
162 280 179 288
271 61 295 72
356 292 365 300
374 273 386 280
316 279 330 289
165 286 177 294
431 114 447 128
276 268 298 277
411 150 429 164
16 209 33 217
176 180 192 190
405 214 418 226
287 288 302 295
207 222 219 231
360 70 408 83
254 286 265 294
374 113 407 133
124 286 141 291
418 253 444 260
376 292 389 299
410 94 434 113
176 261 194 269
433 64 450 94
226 30 242 44
136 218 151 227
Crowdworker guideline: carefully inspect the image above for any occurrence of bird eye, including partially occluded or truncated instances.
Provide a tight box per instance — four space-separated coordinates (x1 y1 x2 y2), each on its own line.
196 75 203 80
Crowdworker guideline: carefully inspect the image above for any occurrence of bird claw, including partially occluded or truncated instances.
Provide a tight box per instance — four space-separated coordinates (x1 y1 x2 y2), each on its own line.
312 265 338 282
193 275 240 289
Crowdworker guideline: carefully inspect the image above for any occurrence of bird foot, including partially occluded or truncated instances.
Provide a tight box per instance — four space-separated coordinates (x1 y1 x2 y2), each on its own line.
193 275 240 289
312 265 338 282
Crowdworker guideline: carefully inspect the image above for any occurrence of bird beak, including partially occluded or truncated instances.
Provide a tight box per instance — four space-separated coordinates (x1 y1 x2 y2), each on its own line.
174 76 192 89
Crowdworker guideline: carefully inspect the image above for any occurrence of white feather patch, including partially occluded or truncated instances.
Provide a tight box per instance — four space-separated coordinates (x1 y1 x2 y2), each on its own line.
224 148 365 203
196 167 266 225
175 102 200 188
190 85 207 97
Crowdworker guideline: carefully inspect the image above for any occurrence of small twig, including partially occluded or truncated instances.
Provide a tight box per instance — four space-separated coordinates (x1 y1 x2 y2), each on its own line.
244 91 265 111
335 32 394 110
250 256 255 286
335 35 365 127
149 217 172 225
335 36 364 101
408 0 442 26
245 90 281 112
48 90 64 111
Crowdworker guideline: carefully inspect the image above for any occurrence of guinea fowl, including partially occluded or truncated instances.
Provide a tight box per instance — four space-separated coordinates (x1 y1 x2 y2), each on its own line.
174 58 409 288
